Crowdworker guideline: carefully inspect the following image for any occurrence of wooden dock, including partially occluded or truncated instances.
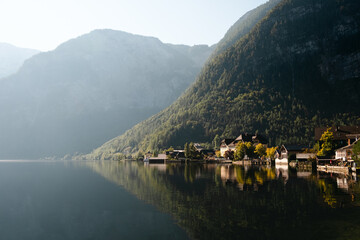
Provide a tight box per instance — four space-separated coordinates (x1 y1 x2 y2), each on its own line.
317 165 350 175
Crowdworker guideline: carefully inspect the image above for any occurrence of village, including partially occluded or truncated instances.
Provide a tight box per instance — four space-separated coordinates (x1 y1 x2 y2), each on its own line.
143 126 360 175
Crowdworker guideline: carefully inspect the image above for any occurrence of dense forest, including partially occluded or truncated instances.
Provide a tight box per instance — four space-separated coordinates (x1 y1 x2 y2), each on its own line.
84 0 360 160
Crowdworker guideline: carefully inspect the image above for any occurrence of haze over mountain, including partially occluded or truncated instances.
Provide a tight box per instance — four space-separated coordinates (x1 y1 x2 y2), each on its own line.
87 0 360 160
0 43 40 78
0 29 213 158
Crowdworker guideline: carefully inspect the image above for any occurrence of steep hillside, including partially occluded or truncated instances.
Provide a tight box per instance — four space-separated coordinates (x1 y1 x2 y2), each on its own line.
0 43 40 78
211 0 281 57
0 30 212 158
87 0 360 160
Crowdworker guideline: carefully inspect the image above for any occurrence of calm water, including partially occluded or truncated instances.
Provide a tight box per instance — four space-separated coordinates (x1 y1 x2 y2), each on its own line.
0 160 359 240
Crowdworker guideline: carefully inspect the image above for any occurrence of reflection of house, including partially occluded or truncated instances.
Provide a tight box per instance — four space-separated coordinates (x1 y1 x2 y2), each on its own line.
220 165 237 182
315 126 360 147
220 134 268 157
275 165 289 183
335 139 359 160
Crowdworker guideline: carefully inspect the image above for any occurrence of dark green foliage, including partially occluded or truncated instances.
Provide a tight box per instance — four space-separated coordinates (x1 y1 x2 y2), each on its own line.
86 0 360 160
224 150 234 160
212 134 221 150
353 141 360 162
184 142 201 160
211 0 281 57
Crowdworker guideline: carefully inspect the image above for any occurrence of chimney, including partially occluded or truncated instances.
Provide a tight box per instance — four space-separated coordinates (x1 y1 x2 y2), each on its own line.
348 138 351 146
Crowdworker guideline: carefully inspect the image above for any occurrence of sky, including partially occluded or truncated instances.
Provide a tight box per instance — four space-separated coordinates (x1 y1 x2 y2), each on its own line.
0 0 268 52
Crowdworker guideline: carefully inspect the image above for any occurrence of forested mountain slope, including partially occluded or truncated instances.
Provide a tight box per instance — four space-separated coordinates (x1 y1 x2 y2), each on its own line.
211 0 281 57
87 0 360 160
0 30 212 158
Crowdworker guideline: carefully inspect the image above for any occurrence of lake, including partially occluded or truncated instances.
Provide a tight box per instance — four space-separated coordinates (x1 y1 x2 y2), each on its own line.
0 160 359 240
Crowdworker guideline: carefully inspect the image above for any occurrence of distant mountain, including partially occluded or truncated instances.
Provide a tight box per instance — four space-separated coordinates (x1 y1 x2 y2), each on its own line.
86 0 360 160
0 29 213 158
0 43 40 78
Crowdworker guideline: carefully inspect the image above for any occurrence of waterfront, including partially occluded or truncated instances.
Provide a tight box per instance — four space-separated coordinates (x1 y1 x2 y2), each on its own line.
0 160 359 240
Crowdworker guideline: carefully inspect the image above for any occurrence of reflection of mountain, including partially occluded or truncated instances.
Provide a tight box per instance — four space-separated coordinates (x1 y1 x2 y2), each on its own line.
81 161 360 240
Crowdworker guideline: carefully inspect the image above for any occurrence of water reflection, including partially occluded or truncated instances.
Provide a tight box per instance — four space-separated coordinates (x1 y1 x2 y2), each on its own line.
81 161 360 240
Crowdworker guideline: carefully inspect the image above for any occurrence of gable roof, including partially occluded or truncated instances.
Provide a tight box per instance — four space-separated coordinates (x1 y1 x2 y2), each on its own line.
221 138 235 146
315 126 360 141
336 139 360 151
281 145 308 152
234 133 253 142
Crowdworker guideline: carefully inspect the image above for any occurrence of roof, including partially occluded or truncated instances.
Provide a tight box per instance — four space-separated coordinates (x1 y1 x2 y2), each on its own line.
149 154 167 160
252 134 268 144
282 145 308 152
336 139 359 151
315 126 360 141
234 133 253 142
221 138 235 145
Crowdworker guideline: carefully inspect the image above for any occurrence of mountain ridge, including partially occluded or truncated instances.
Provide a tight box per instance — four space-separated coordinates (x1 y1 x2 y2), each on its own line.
0 43 40 79
84 0 360 160
0 29 213 158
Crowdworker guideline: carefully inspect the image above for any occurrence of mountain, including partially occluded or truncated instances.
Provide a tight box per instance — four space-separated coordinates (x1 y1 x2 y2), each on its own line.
0 43 40 78
211 0 281 57
0 30 213 158
86 0 360 160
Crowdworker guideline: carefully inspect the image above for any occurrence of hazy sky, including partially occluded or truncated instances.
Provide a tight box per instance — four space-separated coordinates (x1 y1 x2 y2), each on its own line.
0 0 268 51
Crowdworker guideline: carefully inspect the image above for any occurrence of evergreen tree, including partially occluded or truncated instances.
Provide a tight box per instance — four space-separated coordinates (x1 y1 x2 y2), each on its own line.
212 134 221 150
184 143 190 159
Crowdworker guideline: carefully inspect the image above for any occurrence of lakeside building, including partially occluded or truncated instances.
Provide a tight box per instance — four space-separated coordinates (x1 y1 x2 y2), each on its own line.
335 139 359 161
220 133 267 157
315 126 360 147
275 145 310 165
278 145 310 160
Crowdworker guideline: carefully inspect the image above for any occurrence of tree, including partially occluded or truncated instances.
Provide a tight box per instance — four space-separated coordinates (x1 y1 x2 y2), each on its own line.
212 134 221 150
185 142 201 159
234 142 247 160
266 147 277 159
189 142 201 159
353 140 360 163
255 143 266 158
224 150 234 160
317 128 334 157
136 151 144 160
166 146 174 152
184 143 190 159
245 142 255 159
